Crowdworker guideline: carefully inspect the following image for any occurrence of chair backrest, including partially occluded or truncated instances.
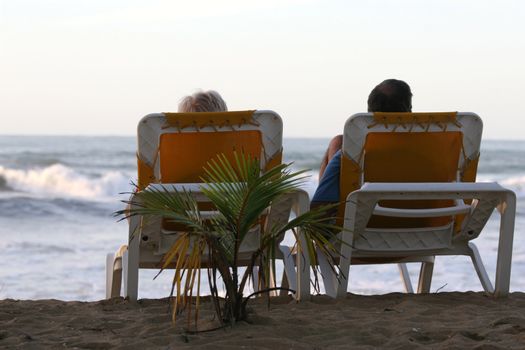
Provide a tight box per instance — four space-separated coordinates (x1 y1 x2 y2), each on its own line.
339 112 483 229
133 110 283 257
136 110 283 190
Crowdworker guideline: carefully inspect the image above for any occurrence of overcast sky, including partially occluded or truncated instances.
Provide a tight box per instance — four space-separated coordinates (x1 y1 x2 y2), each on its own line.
1 0 524 138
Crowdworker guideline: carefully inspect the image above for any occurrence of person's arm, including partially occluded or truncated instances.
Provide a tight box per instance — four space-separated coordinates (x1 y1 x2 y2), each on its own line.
319 134 343 179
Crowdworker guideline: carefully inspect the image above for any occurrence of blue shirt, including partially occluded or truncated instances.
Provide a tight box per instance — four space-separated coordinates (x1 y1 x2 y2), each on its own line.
312 150 341 203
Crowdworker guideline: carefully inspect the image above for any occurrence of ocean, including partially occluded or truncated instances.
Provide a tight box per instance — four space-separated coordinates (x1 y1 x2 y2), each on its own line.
0 136 523 301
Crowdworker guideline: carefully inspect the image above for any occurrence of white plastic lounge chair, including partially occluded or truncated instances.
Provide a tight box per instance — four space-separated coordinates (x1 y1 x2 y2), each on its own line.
106 110 310 301
313 112 516 298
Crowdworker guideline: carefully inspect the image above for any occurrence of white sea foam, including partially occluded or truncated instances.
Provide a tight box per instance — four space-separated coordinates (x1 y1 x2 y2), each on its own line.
500 176 525 198
476 174 525 198
502 175 525 187
0 164 131 200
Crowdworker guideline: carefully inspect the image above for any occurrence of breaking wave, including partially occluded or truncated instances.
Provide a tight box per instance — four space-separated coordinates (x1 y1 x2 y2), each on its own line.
0 164 132 200
501 175 525 198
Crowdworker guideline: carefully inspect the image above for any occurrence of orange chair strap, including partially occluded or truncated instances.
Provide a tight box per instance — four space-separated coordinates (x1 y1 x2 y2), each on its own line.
453 153 480 232
137 142 282 190
137 154 156 190
372 112 461 127
162 110 257 130
337 154 361 225
338 122 479 230
159 131 263 183
264 149 283 172
461 153 479 182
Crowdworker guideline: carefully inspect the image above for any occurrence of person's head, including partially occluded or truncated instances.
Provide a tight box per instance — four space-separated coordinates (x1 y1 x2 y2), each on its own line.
178 90 228 112
367 79 412 112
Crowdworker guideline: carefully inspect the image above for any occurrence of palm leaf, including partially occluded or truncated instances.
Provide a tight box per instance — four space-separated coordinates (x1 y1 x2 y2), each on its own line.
117 151 343 327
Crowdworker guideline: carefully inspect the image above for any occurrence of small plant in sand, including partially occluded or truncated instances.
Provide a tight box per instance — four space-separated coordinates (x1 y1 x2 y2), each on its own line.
118 153 339 328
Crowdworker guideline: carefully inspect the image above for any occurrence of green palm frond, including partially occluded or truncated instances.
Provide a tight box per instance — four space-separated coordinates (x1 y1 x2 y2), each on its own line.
117 184 210 235
201 153 310 243
118 151 342 327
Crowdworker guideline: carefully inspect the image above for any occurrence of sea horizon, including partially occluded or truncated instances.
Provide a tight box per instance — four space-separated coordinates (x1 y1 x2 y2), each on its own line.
1 134 525 141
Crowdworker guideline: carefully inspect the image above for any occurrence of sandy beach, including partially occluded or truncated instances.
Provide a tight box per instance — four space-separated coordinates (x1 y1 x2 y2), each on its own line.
2 292 525 349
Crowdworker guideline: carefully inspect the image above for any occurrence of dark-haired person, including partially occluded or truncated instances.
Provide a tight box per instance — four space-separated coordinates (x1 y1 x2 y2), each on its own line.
311 79 412 207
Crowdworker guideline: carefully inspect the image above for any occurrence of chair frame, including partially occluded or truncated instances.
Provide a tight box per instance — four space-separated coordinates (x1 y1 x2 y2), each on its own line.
314 112 516 298
318 182 516 297
106 110 311 301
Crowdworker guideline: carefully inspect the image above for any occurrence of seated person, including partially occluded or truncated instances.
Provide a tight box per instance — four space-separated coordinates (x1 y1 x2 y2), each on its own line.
311 79 412 208
127 90 227 216
178 90 228 112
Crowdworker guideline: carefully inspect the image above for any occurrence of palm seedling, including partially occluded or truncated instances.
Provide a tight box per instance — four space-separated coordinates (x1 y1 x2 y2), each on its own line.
117 152 340 328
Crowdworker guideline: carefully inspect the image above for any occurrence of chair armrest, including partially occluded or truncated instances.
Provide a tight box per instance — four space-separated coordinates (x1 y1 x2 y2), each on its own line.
357 182 511 197
144 182 219 202
373 202 472 218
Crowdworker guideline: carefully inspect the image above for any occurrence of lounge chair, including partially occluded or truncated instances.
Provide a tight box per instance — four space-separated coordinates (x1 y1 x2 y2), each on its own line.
312 112 516 298
105 110 310 301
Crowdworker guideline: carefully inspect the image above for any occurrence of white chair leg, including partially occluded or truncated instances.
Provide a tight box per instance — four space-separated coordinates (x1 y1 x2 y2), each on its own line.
269 267 278 297
494 192 516 297
279 245 298 293
292 190 312 301
252 267 260 293
468 242 494 293
122 250 129 298
280 267 290 296
417 257 435 293
105 253 115 299
317 247 338 298
124 235 140 301
398 263 414 293
106 245 127 299
124 208 142 301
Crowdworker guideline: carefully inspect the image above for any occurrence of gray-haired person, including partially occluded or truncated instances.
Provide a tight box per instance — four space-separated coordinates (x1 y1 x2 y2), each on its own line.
178 90 228 112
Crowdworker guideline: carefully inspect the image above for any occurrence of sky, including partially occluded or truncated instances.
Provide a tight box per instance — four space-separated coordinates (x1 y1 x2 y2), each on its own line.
1 0 524 138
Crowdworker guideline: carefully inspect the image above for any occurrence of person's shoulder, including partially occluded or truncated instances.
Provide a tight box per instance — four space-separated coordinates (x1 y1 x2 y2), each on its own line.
328 134 343 149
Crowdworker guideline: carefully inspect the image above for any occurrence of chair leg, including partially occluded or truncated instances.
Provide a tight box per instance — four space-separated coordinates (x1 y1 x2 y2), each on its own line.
252 267 260 293
291 190 312 300
280 269 290 296
269 267 278 297
124 236 140 301
494 192 516 297
417 257 435 293
317 247 338 298
122 250 129 298
398 263 414 293
468 242 494 293
105 253 115 299
279 245 298 294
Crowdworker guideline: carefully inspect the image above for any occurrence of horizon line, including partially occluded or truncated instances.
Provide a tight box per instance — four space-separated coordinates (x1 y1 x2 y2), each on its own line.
0 133 523 141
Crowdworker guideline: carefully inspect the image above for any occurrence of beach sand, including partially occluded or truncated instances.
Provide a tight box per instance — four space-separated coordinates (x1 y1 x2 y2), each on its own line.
1 292 525 349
